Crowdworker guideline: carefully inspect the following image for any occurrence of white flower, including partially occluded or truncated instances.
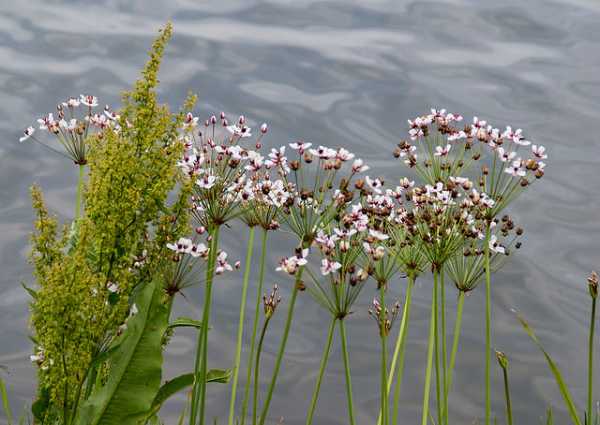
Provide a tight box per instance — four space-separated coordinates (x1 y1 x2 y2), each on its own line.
336 148 355 161
320 259 342 276
130 303 139 316
289 141 312 154
197 174 217 189
368 229 389 241
309 145 336 159
190 243 209 258
166 237 194 254
504 159 526 177
62 97 80 108
489 235 505 254
497 147 516 162
183 112 199 129
107 282 119 293
434 144 451 157
276 248 309 275
215 251 233 275
352 158 369 173
365 176 384 194
531 144 547 160
19 126 35 142
80 94 98 107
227 124 252 138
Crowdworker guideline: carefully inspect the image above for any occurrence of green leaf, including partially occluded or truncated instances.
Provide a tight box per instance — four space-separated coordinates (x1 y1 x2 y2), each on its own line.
74 278 171 425
21 282 37 300
168 317 204 329
31 388 49 423
516 312 582 425
146 369 231 419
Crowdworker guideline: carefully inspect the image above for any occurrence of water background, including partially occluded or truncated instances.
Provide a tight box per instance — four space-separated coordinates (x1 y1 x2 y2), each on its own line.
1 1 600 423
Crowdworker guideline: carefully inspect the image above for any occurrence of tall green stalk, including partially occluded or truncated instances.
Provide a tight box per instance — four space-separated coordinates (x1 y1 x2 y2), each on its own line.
339 319 356 425
433 271 442 425
305 317 337 425
391 276 414 425
75 164 85 219
421 279 437 425
240 229 268 425
587 296 597 424
445 291 465 398
0 375 12 425
484 227 492 425
380 285 389 425
257 268 304 425
190 225 221 425
502 362 513 425
253 317 271 425
440 270 448 425
228 226 256 425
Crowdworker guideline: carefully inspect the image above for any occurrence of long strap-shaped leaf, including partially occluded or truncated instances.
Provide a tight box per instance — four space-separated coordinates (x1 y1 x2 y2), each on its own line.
75 278 170 425
516 312 582 425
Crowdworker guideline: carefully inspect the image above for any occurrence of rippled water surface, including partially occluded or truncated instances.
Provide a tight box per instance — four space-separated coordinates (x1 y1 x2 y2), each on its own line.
1 1 600 424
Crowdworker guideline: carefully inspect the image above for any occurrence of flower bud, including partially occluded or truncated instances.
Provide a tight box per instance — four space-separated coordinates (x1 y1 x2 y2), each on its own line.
588 271 598 299
260 123 268 134
495 350 508 370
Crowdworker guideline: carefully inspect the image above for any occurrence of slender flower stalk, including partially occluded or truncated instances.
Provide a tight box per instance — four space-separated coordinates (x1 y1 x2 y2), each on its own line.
240 229 269 425
587 271 598 425
75 164 85 219
440 270 448 425
305 317 337 425
190 225 221 425
390 276 414 425
339 318 356 425
227 226 256 425
257 269 304 425
421 278 438 425
496 351 512 425
433 271 443 425
446 290 465 397
484 227 492 425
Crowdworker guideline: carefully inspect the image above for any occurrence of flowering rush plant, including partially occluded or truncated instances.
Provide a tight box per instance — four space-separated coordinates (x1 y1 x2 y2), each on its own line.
9 22 597 425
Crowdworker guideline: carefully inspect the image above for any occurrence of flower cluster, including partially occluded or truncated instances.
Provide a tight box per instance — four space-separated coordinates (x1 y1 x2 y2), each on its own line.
263 285 282 319
368 297 402 337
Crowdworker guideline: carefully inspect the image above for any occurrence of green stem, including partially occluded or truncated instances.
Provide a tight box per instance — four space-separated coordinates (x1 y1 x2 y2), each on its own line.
257 268 304 425
190 226 220 425
391 276 414 425
587 297 596 424
339 319 356 425
380 285 388 425
441 270 448 425
75 163 85 219
434 271 442 425
502 367 513 425
0 375 13 425
253 317 271 425
446 291 465 397
305 317 337 425
421 279 437 425
485 227 492 425
240 229 268 425
228 226 256 425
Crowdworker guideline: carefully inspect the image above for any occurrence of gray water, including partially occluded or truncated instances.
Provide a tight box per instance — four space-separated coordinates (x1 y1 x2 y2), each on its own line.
1 1 600 424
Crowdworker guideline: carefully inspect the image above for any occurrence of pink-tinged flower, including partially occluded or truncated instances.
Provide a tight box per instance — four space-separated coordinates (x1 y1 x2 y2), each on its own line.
447 130 467 141
37 113 56 130
399 177 414 189
531 144 547 160
107 282 119 293
289 141 312 154
197 174 217 189
227 124 252 138
502 126 530 146
315 230 338 251
369 229 389 241
276 248 309 275
489 235 506 254
320 258 342 276
80 94 98 107
19 126 35 142
309 145 337 159
62 97 80 108
434 144 451 157
183 112 199 129
352 158 369 173
497 147 516 162
504 159 526 177
215 251 233 275
190 243 209 258
167 237 194 254
365 176 384 194
266 146 290 173
336 148 355 161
